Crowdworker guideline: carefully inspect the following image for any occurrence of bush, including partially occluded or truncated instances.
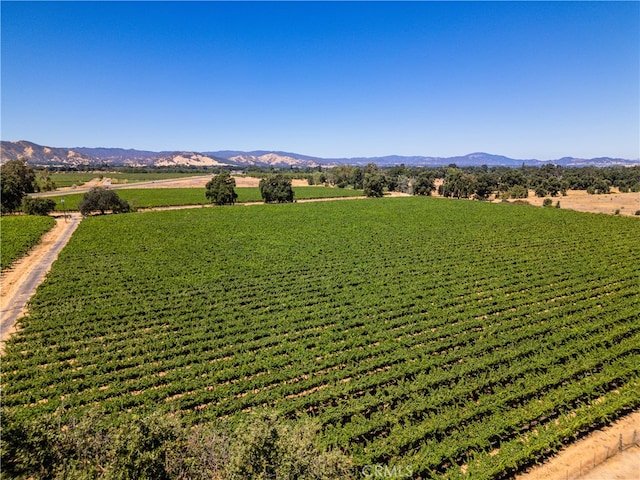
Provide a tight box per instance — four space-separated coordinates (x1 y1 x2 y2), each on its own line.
1 407 353 480
542 198 553 207
21 197 56 216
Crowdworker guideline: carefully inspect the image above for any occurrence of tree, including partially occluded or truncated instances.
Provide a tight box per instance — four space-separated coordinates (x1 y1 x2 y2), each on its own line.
78 187 130 216
498 169 527 195
37 169 57 192
205 172 238 205
1 159 37 213
439 169 476 199
474 173 496 200
259 175 294 203
363 173 385 197
21 197 56 216
412 172 436 196
509 185 529 199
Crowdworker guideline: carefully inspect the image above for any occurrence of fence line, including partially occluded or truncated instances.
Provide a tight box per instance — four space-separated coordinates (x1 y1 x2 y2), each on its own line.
568 429 639 480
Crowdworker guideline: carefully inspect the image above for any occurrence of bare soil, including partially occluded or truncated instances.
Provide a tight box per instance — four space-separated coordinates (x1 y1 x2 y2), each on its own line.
496 189 640 217
518 410 640 480
104 175 309 189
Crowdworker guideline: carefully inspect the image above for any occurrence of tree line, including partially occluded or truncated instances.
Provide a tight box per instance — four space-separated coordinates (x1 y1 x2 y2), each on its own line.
3 159 640 214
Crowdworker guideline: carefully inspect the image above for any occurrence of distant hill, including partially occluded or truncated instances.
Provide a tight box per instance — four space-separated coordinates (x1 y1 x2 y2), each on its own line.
1 140 638 168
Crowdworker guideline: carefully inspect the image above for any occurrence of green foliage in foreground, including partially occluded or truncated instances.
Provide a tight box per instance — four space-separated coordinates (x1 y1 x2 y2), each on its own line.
3 198 639 478
2 408 353 480
0 215 56 270
47 186 364 211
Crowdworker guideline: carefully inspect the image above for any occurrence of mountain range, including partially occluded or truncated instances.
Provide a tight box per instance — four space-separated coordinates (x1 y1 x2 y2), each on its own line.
1 140 638 169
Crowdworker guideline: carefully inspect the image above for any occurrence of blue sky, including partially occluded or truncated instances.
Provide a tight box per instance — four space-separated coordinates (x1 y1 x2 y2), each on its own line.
2 1 638 159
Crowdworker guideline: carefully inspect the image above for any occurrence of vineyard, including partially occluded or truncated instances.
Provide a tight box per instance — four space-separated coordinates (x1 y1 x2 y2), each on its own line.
48 186 364 211
2 198 639 478
0 215 56 270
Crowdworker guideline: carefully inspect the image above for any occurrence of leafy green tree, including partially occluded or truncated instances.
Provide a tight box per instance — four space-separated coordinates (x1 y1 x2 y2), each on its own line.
363 173 385 197
37 169 57 192
474 173 496 200
78 187 130 216
350 167 364 190
21 197 56 216
205 172 238 205
259 175 294 203
1 159 37 213
587 178 611 194
412 172 436 196
439 169 476 199
498 169 527 195
327 165 352 188
509 185 529 199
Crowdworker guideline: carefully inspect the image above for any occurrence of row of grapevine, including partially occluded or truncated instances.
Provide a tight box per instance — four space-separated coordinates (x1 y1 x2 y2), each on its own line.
2 198 639 477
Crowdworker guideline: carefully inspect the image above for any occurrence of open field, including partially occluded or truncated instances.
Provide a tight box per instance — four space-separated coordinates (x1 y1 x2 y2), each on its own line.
0 216 56 271
49 172 210 188
498 189 640 218
2 197 639 478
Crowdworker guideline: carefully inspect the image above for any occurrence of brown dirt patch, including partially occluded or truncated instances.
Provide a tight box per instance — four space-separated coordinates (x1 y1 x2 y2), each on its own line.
107 175 309 189
518 410 640 480
500 189 640 217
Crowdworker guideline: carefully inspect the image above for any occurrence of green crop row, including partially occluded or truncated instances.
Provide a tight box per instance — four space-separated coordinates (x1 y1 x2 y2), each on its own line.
45 186 363 211
2 198 639 477
0 215 56 270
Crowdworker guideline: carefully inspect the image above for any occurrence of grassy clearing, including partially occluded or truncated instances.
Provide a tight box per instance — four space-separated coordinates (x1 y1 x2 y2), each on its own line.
0 216 56 270
3 198 639 477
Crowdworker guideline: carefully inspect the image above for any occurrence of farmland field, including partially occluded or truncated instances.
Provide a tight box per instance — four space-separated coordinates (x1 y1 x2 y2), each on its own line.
0 216 56 270
2 198 639 478
47 186 364 211
49 171 206 187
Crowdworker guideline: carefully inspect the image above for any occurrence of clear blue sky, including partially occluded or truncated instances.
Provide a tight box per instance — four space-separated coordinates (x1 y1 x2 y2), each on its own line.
2 1 639 159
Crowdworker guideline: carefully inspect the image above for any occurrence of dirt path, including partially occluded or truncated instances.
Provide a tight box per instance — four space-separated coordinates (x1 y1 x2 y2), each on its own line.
518 410 640 480
0 213 82 353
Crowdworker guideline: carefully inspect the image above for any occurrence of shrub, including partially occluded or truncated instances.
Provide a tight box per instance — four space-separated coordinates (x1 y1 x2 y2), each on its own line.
2 407 353 480
21 197 56 216
542 198 553 207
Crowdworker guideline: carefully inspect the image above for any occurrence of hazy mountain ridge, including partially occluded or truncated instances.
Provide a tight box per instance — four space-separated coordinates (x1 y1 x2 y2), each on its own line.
1 140 638 168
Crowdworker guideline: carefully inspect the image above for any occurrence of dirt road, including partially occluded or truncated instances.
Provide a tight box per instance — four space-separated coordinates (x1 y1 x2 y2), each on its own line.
0 213 82 352
518 411 640 480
